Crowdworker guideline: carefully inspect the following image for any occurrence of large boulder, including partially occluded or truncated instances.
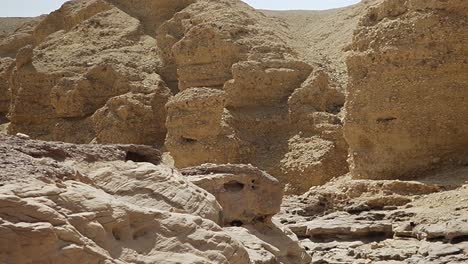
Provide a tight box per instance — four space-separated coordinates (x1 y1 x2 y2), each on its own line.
182 163 312 264
182 163 284 226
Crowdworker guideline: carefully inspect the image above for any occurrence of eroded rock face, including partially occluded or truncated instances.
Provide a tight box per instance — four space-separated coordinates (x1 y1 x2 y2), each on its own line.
278 170 468 264
0 0 351 192
0 57 14 117
159 0 348 192
182 163 284 226
345 0 468 180
165 88 250 167
0 135 252 264
182 163 312 263
7 3 171 145
224 221 312 264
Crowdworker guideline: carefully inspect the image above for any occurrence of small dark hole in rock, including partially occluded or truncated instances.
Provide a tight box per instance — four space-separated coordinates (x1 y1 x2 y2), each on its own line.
231 220 243 227
181 137 197 144
427 236 446 242
254 216 267 223
377 117 397 123
126 151 149 163
224 181 244 192
112 229 121 241
451 235 468 244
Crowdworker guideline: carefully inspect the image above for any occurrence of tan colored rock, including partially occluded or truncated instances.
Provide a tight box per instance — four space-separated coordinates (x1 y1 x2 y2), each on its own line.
289 70 345 122
92 88 169 145
288 211 393 240
345 0 468 180
278 174 442 220
182 163 284 226
225 60 312 108
181 163 312 263
0 134 249 264
166 88 251 167
225 222 312 264
0 57 14 115
166 88 226 141
159 0 351 193
8 4 171 145
1 0 355 193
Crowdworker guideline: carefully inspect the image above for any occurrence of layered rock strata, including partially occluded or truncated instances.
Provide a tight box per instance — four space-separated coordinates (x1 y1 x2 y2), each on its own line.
345 0 468 180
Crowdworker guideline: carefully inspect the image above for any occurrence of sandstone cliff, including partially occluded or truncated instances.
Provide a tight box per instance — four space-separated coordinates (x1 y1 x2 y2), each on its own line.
0 0 365 193
1 0 468 262
345 0 468 180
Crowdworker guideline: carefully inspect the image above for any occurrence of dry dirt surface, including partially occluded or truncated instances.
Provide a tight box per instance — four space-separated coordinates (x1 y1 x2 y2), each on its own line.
0 0 467 263
0 17 40 37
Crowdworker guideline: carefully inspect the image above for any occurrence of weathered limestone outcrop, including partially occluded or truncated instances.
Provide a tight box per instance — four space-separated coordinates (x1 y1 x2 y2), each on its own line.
182 164 284 226
0 57 14 117
345 0 468 180
6 2 171 145
278 169 468 263
0 0 352 192
182 163 311 264
281 70 348 192
165 88 250 167
0 134 252 263
160 0 347 193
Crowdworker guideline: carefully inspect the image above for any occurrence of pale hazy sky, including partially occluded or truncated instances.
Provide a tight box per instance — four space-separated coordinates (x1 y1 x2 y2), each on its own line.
0 0 361 17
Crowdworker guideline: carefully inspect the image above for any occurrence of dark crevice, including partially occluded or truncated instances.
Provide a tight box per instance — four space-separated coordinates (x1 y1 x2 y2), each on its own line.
181 137 197 144
231 220 243 227
224 181 245 192
112 228 121 241
309 231 392 243
377 117 397 123
0 113 8 125
125 151 150 163
451 235 468 244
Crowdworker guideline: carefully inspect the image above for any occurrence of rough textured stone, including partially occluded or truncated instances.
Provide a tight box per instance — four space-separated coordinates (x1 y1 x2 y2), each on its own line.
182 163 284 226
181 163 312 263
225 221 312 264
0 135 252 264
7 2 171 145
165 88 250 167
345 0 468 180
0 0 355 193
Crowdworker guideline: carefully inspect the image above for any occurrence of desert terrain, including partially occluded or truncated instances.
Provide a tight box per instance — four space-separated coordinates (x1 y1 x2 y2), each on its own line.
0 0 467 263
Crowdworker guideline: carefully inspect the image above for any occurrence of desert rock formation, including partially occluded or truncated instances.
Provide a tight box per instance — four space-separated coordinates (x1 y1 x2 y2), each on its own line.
0 0 360 192
182 163 311 263
345 0 468 180
0 134 251 263
1 0 468 263
0 135 312 263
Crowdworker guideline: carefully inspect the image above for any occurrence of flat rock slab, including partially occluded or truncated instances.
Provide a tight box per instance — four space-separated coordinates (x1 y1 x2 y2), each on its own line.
289 212 393 240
